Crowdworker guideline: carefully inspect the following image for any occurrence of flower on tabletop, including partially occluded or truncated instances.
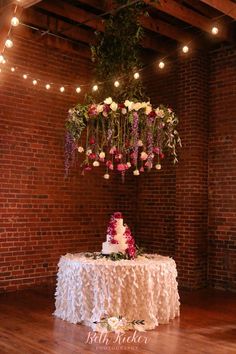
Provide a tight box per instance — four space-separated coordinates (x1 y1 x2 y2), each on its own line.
104 97 113 105
78 146 84 153
140 151 148 160
113 212 123 219
145 161 153 169
133 169 140 176
104 173 110 179
155 163 162 170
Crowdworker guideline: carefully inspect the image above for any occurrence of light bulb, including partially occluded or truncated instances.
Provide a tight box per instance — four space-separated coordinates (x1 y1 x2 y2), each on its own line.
0 54 5 63
134 72 140 79
33 79 37 85
60 86 65 92
211 26 219 35
11 17 19 27
45 84 51 90
182 45 189 54
114 80 120 87
2 59 6 64
76 86 81 93
23 74 28 79
92 84 98 91
158 61 165 69
11 67 15 72
5 39 13 48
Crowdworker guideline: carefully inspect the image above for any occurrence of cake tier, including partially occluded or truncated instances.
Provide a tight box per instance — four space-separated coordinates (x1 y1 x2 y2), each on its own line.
102 242 120 255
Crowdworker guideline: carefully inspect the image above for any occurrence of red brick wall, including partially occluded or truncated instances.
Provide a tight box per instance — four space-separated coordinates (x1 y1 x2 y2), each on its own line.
208 45 236 291
1 33 235 292
0 36 137 292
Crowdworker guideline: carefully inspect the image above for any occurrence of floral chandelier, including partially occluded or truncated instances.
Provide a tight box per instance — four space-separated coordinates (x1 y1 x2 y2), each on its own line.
65 0 181 180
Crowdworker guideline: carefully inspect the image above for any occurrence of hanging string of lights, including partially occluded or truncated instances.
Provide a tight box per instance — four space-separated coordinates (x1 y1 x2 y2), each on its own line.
0 3 235 95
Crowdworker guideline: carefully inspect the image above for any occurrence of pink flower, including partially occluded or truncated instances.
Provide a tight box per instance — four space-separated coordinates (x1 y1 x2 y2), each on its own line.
117 163 126 171
145 161 153 169
140 167 144 172
109 146 116 154
153 147 160 154
113 212 123 219
115 153 122 160
88 104 97 116
140 151 148 160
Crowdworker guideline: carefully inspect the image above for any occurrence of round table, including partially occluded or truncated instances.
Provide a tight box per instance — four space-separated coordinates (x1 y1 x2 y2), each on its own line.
53 253 180 331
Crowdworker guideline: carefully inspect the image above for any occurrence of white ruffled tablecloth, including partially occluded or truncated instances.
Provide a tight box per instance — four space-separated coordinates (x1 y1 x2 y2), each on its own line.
53 253 180 331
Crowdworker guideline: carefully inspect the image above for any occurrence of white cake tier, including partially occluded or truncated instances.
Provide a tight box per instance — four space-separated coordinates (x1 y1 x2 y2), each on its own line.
102 242 120 255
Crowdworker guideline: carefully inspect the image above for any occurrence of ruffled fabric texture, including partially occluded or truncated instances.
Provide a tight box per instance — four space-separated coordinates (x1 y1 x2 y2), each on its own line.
53 253 180 331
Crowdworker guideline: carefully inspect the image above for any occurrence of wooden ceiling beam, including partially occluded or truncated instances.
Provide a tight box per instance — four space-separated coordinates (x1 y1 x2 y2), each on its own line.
199 0 236 20
37 0 172 54
13 0 42 8
144 0 229 41
14 25 91 58
22 8 96 46
77 0 197 44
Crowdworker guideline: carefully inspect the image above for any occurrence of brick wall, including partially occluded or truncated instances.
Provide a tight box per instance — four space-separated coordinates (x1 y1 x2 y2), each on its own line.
208 45 236 291
1 33 235 292
0 35 137 292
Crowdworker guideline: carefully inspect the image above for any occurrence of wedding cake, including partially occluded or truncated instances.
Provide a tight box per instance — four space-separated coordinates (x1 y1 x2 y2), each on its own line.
102 212 136 258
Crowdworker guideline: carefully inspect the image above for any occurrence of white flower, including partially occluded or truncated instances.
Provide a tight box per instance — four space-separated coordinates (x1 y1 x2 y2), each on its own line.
141 102 148 108
140 151 148 160
138 140 143 147
104 97 112 105
133 169 140 176
78 146 84 153
128 102 134 111
124 99 130 107
104 173 110 179
155 164 162 170
121 108 127 115
145 105 152 115
97 104 104 113
110 102 118 111
133 102 142 111
86 149 92 155
107 317 120 329
156 108 165 118
126 162 131 168
93 161 100 167
99 151 105 159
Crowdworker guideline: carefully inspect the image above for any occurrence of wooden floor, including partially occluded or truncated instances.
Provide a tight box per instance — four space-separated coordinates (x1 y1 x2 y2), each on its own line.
0 287 235 354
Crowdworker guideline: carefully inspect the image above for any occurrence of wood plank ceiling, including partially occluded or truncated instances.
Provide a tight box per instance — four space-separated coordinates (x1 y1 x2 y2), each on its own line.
1 0 236 57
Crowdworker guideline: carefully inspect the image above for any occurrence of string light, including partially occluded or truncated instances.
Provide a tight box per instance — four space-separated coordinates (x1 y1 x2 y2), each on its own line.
0 54 5 63
11 17 19 27
114 80 120 87
92 84 98 91
134 72 140 79
76 86 81 93
32 79 37 85
45 84 51 90
182 45 189 54
11 67 15 72
23 74 27 79
60 86 65 92
158 61 165 69
211 26 219 35
5 39 13 48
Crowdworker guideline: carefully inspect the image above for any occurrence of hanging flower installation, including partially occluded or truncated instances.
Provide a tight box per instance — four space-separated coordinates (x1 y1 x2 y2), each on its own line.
65 0 181 179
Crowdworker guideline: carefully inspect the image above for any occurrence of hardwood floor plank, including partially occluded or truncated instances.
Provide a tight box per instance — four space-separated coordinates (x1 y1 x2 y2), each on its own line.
0 288 235 354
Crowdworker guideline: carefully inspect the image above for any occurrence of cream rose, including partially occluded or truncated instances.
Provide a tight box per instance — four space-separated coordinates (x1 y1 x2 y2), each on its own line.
104 97 112 105
110 102 118 111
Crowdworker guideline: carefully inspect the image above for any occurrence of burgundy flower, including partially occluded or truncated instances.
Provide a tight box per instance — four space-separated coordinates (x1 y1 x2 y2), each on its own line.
89 137 95 145
89 153 96 160
113 212 123 219
160 152 165 159
118 103 125 109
